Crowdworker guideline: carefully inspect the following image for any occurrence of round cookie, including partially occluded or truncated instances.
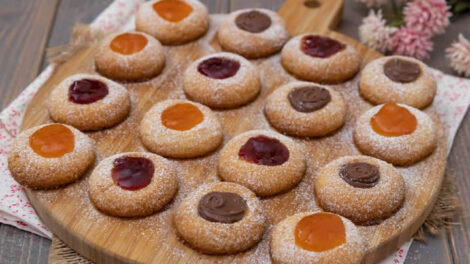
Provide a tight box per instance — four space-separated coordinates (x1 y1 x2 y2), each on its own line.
135 0 209 45
271 211 365 264
88 152 177 217
183 52 261 109
354 103 438 166
8 123 95 189
139 99 223 158
315 155 405 225
218 8 290 58
217 130 306 197
174 182 266 254
48 74 130 131
359 56 437 109
265 81 346 137
95 31 165 81
281 34 361 84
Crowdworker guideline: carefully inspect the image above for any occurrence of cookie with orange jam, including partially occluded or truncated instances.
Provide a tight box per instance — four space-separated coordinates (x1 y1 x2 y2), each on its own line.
8 123 95 189
354 103 437 165
217 130 306 197
95 31 165 81
139 99 223 158
174 182 265 254
48 74 130 131
136 0 209 45
281 34 361 84
88 152 177 217
271 211 365 264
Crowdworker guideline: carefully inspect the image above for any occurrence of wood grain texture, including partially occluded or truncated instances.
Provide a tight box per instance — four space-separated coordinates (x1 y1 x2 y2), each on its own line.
0 0 467 264
19 0 447 263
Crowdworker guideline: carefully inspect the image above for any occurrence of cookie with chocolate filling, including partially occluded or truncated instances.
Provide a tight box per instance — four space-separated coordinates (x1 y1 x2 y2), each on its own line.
264 81 346 137
174 182 266 254
359 56 437 109
218 8 290 58
314 155 405 225
281 34 361 84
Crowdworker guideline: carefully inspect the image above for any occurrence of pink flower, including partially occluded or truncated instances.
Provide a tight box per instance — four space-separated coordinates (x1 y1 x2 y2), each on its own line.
359 10 397 53
446 34 470 77
391 27 433 60
403 0 451 37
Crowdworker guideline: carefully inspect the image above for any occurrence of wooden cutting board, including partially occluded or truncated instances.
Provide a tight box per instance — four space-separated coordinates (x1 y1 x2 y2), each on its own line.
20 0 447 263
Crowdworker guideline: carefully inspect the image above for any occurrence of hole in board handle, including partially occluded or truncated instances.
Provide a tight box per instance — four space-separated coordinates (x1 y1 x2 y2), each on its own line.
304 0 321 8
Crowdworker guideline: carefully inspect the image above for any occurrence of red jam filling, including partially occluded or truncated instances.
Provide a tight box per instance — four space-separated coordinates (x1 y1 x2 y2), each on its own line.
68 79 109 104
197 57 240 79
238 135 289 166
301 35 346 58
111 156 155 191
29 124 75 158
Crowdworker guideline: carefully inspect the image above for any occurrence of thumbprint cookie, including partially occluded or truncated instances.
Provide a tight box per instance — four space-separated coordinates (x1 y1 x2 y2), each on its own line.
8 123 95 189
217 130 306 197
48 74 130 131
265 81 346 137
281 34 361 84
139 99 223 158
88 152 178 217
359 56 437 109
174 182 266 254
183 52 260 109
95 31 165 81
315 155 405 225
136 0 209 45
218 8 290 58
271 211 365 264
354 103 438 165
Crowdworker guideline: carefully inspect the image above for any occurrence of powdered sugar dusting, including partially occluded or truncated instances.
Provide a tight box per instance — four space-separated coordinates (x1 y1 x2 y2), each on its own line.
27 14 447 264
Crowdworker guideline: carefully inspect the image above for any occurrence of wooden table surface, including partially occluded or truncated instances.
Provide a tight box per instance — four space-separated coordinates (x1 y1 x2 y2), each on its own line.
0 0 468 263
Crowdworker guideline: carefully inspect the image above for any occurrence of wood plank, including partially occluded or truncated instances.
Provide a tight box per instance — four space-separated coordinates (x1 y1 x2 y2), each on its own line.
447 111 470 264
229 0 285 10
40 0 114 70
0 0 59 108
200 0 230 13
0 0 58 263
405 231 454 264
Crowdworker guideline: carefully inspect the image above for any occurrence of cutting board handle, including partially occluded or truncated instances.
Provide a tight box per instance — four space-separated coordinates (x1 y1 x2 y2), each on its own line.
278 0 344 35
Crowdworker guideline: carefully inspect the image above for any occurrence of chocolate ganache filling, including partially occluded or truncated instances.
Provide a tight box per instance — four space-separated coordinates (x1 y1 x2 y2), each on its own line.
383 58 421 83
68 79 108 104
339 162 380 188
198 192 247 223
288 86 331 112
235 10 272 33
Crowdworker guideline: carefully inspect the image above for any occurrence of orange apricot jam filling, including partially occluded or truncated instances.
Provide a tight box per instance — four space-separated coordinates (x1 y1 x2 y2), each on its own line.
294 213 346 252
110 33 148 55
161 103 204 131
153 0 193 22
370 103 417 137
29 124 75 158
